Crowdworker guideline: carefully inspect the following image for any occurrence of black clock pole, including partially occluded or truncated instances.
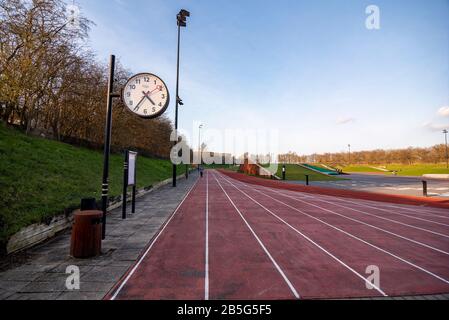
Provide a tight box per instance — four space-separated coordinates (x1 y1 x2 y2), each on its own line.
101 55 120 240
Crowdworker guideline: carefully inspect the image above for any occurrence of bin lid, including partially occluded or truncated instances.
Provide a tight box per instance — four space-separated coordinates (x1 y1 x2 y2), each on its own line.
74 210 103 218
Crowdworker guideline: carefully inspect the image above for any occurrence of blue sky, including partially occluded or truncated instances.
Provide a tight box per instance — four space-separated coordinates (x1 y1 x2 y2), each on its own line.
75 0 449 154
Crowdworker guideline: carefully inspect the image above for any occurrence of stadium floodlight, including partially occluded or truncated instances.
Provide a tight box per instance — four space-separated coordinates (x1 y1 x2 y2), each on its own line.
177 9 190 27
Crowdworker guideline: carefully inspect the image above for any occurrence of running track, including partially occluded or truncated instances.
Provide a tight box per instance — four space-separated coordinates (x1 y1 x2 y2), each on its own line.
107 170 449 300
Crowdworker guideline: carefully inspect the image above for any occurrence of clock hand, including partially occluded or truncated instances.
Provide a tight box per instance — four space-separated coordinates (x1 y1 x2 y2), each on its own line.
142 91 156 106
133 96 146 111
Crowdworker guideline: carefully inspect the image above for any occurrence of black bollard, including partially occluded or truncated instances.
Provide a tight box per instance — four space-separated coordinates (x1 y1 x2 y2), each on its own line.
422 181 428 197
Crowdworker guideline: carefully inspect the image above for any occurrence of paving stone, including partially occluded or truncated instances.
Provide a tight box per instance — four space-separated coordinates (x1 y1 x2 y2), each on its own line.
57 291 104 300
19 280 66 293
82 265 129 283
0 280 32 292
0 269 44 282
6 292 62 300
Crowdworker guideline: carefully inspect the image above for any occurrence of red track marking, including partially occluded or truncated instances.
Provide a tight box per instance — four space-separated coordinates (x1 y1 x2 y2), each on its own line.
110 178 207 300
299 193 449 230
219 170 449 209
221 176 449 254
208 173 299 300
260 189 449 280
213 173 385 298
217 172 449 297
298 193 449 221
323 196 449 219
298 191 449 234
261 187 449 255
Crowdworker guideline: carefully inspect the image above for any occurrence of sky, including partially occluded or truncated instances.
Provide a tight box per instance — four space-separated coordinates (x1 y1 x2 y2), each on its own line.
74 0 449 155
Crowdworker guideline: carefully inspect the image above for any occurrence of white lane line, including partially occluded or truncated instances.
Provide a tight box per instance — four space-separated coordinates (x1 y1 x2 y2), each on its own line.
212 173 300 299
261 188 449 256
205 171 210 301
299 193 449 228
296 193 449 233
110 178 201 300
216 174 449 287
262 188 449 239
358 202 449 220
287 187 449 220
215 173 387 297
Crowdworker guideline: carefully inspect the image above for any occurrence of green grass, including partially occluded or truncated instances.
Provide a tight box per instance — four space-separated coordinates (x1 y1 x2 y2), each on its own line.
342 165 387 173
385 164 449 176
342 164 449 176
0 122 187 248
277 164 344 181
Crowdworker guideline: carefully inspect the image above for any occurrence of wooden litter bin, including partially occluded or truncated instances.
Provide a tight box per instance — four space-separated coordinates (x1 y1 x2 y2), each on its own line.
70 210 102 258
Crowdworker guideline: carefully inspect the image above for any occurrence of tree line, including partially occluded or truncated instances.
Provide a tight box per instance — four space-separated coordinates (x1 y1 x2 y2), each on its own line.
279 144 448 166
0 0 174 158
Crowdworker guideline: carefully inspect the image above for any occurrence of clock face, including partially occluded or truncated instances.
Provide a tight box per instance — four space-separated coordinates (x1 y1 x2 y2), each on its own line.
122 73 170 119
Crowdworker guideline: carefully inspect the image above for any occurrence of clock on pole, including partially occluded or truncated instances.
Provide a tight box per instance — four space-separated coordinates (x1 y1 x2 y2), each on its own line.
122 73 170 119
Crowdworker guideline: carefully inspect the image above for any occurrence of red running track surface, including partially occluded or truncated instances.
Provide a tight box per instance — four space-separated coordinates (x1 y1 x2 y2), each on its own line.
106 171 449 300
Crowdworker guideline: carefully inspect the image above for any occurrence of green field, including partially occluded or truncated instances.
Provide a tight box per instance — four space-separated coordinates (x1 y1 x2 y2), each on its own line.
386 164 449 176
342 164 449 176
342 165 387 173
0 123 187 250
277 164 343 182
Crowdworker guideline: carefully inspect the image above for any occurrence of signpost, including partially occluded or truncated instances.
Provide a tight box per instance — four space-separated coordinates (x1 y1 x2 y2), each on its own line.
122 151 138 219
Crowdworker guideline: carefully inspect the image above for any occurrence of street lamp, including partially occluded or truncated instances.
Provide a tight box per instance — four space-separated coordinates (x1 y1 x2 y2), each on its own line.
348 144 351 165
198 124 203 171
443 130 448 169
172 9 190 188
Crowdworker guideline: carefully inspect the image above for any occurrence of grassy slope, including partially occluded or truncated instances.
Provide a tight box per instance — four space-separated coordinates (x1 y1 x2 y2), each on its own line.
342 165 386 173
0 123 186 244
277 164 343 181
342 164 449 176
386 164 449 176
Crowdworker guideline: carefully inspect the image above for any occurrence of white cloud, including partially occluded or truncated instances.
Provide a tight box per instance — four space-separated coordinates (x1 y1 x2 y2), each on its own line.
423 121 449 132
336 117 355 125
438 106 449 117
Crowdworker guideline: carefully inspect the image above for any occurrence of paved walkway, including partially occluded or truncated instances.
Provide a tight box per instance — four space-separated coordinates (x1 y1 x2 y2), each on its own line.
0 173 199 300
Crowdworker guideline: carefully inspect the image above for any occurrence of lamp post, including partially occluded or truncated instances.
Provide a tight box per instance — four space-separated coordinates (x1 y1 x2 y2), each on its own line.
198 124 203 171
172 9 190 188
443 129 448 169
348 144 351 165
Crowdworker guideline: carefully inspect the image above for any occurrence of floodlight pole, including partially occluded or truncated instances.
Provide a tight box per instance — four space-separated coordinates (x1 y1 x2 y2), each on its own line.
172 23 181 188
101 55 120 240
198 124 203 170
348 144 351 165
444 130 448 169
173 9 190 187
